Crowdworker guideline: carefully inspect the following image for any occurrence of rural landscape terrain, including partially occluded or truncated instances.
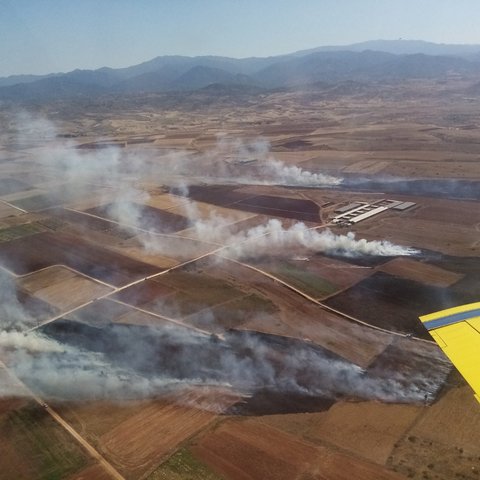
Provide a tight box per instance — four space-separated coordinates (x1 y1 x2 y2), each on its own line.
0 40 480 479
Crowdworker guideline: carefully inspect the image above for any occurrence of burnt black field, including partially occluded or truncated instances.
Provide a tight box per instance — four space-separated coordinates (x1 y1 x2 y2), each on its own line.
322 252 397 267
175 185 320 222
182 178 480 202
325 268 479 339
339 176 480 200
0 178 32 196
226 389 335 415
0 231 159 285
26 318 449 411
86 203 191 233
233 195 320 222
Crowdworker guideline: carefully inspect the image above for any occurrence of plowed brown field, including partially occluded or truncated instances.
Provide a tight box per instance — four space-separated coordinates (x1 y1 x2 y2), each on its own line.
193 419 405 480
0 232 159 285
388 386 480 479
86 203 191 234
378 257 463 287
69 464 113 480
97 390 235 479
18 266 113 310
260 401 422 465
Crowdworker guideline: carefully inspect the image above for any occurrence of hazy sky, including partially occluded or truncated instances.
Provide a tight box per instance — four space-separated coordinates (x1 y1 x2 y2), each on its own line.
2 0 480 77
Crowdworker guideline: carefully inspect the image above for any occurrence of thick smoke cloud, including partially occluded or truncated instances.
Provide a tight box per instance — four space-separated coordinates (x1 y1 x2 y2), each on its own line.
12 114 416 259
259 158 342 187
0 114 434 409
0 269 34 331
153 136 342 187
0 331 66 354
8 320 450 405
0 269 71 397
0 257 445 407
195 218 419 259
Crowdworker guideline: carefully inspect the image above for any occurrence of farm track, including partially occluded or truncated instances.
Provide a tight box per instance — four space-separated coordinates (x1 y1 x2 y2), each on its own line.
221 256 435 345
3 214 432 344
0 359 125 480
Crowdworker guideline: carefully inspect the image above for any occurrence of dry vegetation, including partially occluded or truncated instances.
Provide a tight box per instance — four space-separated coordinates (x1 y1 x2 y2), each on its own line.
18 266 113 310
0 76 479 479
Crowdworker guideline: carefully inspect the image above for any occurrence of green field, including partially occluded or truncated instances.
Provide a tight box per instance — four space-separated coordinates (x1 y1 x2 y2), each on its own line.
187 293 279 331
271 263 338 299
11 186 93 212
154 271 246 312
0 401 89 480
0 223 45 243
147 447 224 480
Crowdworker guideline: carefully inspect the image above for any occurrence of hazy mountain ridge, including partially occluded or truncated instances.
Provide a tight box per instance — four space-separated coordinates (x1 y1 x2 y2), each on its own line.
292 39 480 57
2 40 480 101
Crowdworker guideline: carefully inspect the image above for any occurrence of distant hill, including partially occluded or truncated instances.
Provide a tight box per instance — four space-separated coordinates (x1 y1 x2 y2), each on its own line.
2 40 480 101
252 50 396 87
0 72 61 88
293 39 480 58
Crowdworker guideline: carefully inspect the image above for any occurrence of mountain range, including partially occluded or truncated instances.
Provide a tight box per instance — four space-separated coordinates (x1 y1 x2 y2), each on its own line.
2 40 480 101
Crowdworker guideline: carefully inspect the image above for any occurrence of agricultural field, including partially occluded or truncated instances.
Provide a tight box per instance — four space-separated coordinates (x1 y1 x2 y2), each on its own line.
0 231 160 285
0 400 92 480
190 419 405 480
85 204 192 234
0 74 479 480
18 266 113 311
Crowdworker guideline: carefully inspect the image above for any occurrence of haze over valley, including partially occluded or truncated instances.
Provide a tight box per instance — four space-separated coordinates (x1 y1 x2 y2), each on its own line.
1 5 480 477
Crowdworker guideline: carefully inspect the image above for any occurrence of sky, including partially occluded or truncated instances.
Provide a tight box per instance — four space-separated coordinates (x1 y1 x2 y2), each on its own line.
1 0 480 77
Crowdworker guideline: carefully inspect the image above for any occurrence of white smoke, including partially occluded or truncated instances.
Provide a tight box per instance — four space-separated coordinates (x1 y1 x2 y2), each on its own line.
260 158 342 187
0 113 430 407
164 205 418 259
9 113 151 232
105 188 150 227
225 135 342 186
0 268 36 331
142 136 342 187
4 318 450 404
0 331 68 353
223 219 419 259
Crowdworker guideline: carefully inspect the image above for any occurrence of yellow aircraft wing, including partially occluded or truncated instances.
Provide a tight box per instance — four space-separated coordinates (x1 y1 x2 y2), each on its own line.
420 302 480 404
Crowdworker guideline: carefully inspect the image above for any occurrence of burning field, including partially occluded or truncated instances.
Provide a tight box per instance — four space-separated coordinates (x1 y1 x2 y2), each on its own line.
0 100 479 480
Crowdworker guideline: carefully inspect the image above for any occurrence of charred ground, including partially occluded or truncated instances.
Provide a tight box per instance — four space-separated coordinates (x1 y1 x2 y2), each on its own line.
0 76 479 480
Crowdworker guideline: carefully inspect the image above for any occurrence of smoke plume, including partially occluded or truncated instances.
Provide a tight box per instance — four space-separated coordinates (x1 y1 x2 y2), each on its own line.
6 320 450 405
0 114 432 410
143 136 342 187
218 218 418 259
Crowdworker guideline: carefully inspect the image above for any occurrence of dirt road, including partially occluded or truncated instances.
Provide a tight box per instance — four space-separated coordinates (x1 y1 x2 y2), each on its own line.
224 256 434 344
0 360 125 480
